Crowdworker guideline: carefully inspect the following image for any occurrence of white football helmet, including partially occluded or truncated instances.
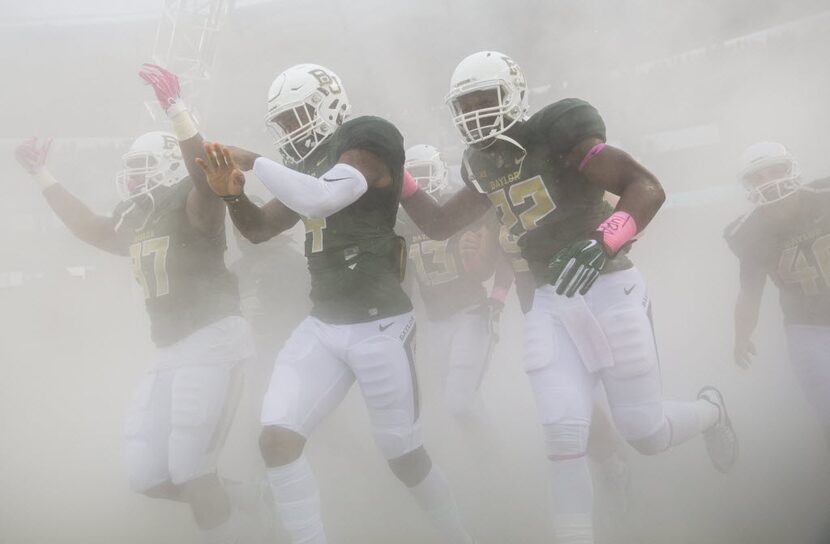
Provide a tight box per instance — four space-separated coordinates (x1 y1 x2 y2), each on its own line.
738 142 802 205
265 64 351 164
405 144 448 196
445 51 529 145
115 131 186 200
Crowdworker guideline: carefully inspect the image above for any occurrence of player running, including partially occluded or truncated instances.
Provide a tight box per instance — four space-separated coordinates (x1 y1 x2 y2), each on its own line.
140 63 475 544
726 141 830 447
15 130 254 544
399 144 502 426
400 51 738 543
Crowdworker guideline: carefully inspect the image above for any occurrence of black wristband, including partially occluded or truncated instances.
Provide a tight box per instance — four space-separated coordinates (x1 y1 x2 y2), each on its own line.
222 193 243 203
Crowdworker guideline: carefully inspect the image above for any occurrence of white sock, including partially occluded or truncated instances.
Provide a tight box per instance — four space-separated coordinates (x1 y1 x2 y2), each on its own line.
549 457 595 544
266 457 326 544
200 509 242 544
664 399 720 447
553 513 595 544
408 465 474 544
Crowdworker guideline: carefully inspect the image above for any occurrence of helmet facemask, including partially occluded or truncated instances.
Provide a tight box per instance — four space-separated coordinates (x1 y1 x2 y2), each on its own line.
115 132 186 202
264 65 351 166
266 97 331 164
741 158 802 206
115 150 183 201
405 149 448 196
447 85 522 146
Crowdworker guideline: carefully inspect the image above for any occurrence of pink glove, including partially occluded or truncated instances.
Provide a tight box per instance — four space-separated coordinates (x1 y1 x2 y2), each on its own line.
15 137 52 174
400 169 419 200
139 63 183 112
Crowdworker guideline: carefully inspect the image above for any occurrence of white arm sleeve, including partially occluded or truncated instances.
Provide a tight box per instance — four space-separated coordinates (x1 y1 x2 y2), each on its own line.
252 157 368 218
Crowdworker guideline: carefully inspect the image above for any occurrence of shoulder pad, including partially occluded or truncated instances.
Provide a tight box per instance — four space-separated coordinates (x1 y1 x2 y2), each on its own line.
331 116 404 178
804 176 830 193
528 98 606 157
723 210 761 257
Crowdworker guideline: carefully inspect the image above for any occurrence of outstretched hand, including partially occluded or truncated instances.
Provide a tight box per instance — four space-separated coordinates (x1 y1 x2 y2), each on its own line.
195 142 246 198
15 137 52 174
734 338 757 369
139 63 182 112
459 229 484 259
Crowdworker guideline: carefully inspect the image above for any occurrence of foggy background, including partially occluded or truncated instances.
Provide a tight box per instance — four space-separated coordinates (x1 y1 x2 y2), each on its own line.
1 1 829 543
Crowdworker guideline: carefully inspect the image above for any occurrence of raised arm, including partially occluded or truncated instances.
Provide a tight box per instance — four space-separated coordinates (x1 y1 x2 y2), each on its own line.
139 64 225 235
15 138 124 255
194 143 300 243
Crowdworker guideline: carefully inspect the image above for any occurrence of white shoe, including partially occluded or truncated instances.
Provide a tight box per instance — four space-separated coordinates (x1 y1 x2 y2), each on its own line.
698 386 739 473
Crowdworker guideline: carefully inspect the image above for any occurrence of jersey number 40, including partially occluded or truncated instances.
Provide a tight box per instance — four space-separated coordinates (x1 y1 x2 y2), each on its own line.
778 233 830 295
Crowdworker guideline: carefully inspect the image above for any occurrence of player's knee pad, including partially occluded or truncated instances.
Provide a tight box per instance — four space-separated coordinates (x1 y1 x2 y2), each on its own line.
388 446 432 487
260 364 302 428
608 399 665 444
125 439 170 493
543 419 591 462
259 425 306 467
168 369 239 485
371 413 423 460
627 422 671 456
168 441 218 486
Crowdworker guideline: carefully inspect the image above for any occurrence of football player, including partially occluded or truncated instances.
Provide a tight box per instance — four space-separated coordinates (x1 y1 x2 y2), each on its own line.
400 51 738 542
726 142 830 446
141 64 475 544
398 144 503 426
15 130 254 543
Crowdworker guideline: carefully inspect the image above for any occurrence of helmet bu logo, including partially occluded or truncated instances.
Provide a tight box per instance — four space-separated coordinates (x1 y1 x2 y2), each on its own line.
309 68 341 96
161 134 178 150
502 56 520 76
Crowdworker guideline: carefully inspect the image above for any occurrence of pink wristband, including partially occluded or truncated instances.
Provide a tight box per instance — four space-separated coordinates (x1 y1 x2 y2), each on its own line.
577 143 607 172
596 211 637 254
462 254 481 273
490 286 509 303
400 169 418 200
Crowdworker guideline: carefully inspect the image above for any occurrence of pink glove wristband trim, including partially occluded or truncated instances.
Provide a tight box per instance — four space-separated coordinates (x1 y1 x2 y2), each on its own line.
577 143 607 172
400 169 418 200
490 286 509 304
596 211 637 254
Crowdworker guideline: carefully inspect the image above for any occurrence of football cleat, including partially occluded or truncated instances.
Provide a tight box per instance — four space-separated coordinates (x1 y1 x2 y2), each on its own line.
697 386 739 473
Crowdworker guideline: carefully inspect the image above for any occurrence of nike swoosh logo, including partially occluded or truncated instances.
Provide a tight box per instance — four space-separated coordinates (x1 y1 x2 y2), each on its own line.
624 285 636 295
290 85 303 91
379 321 394 331
322 176 349 182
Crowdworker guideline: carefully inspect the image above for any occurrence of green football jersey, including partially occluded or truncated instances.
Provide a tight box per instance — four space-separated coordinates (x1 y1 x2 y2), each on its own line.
461 98 631 286
725 179 830 326
113 179 240 346
293 116 412 323
496 224 536 314
397 202 487 322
